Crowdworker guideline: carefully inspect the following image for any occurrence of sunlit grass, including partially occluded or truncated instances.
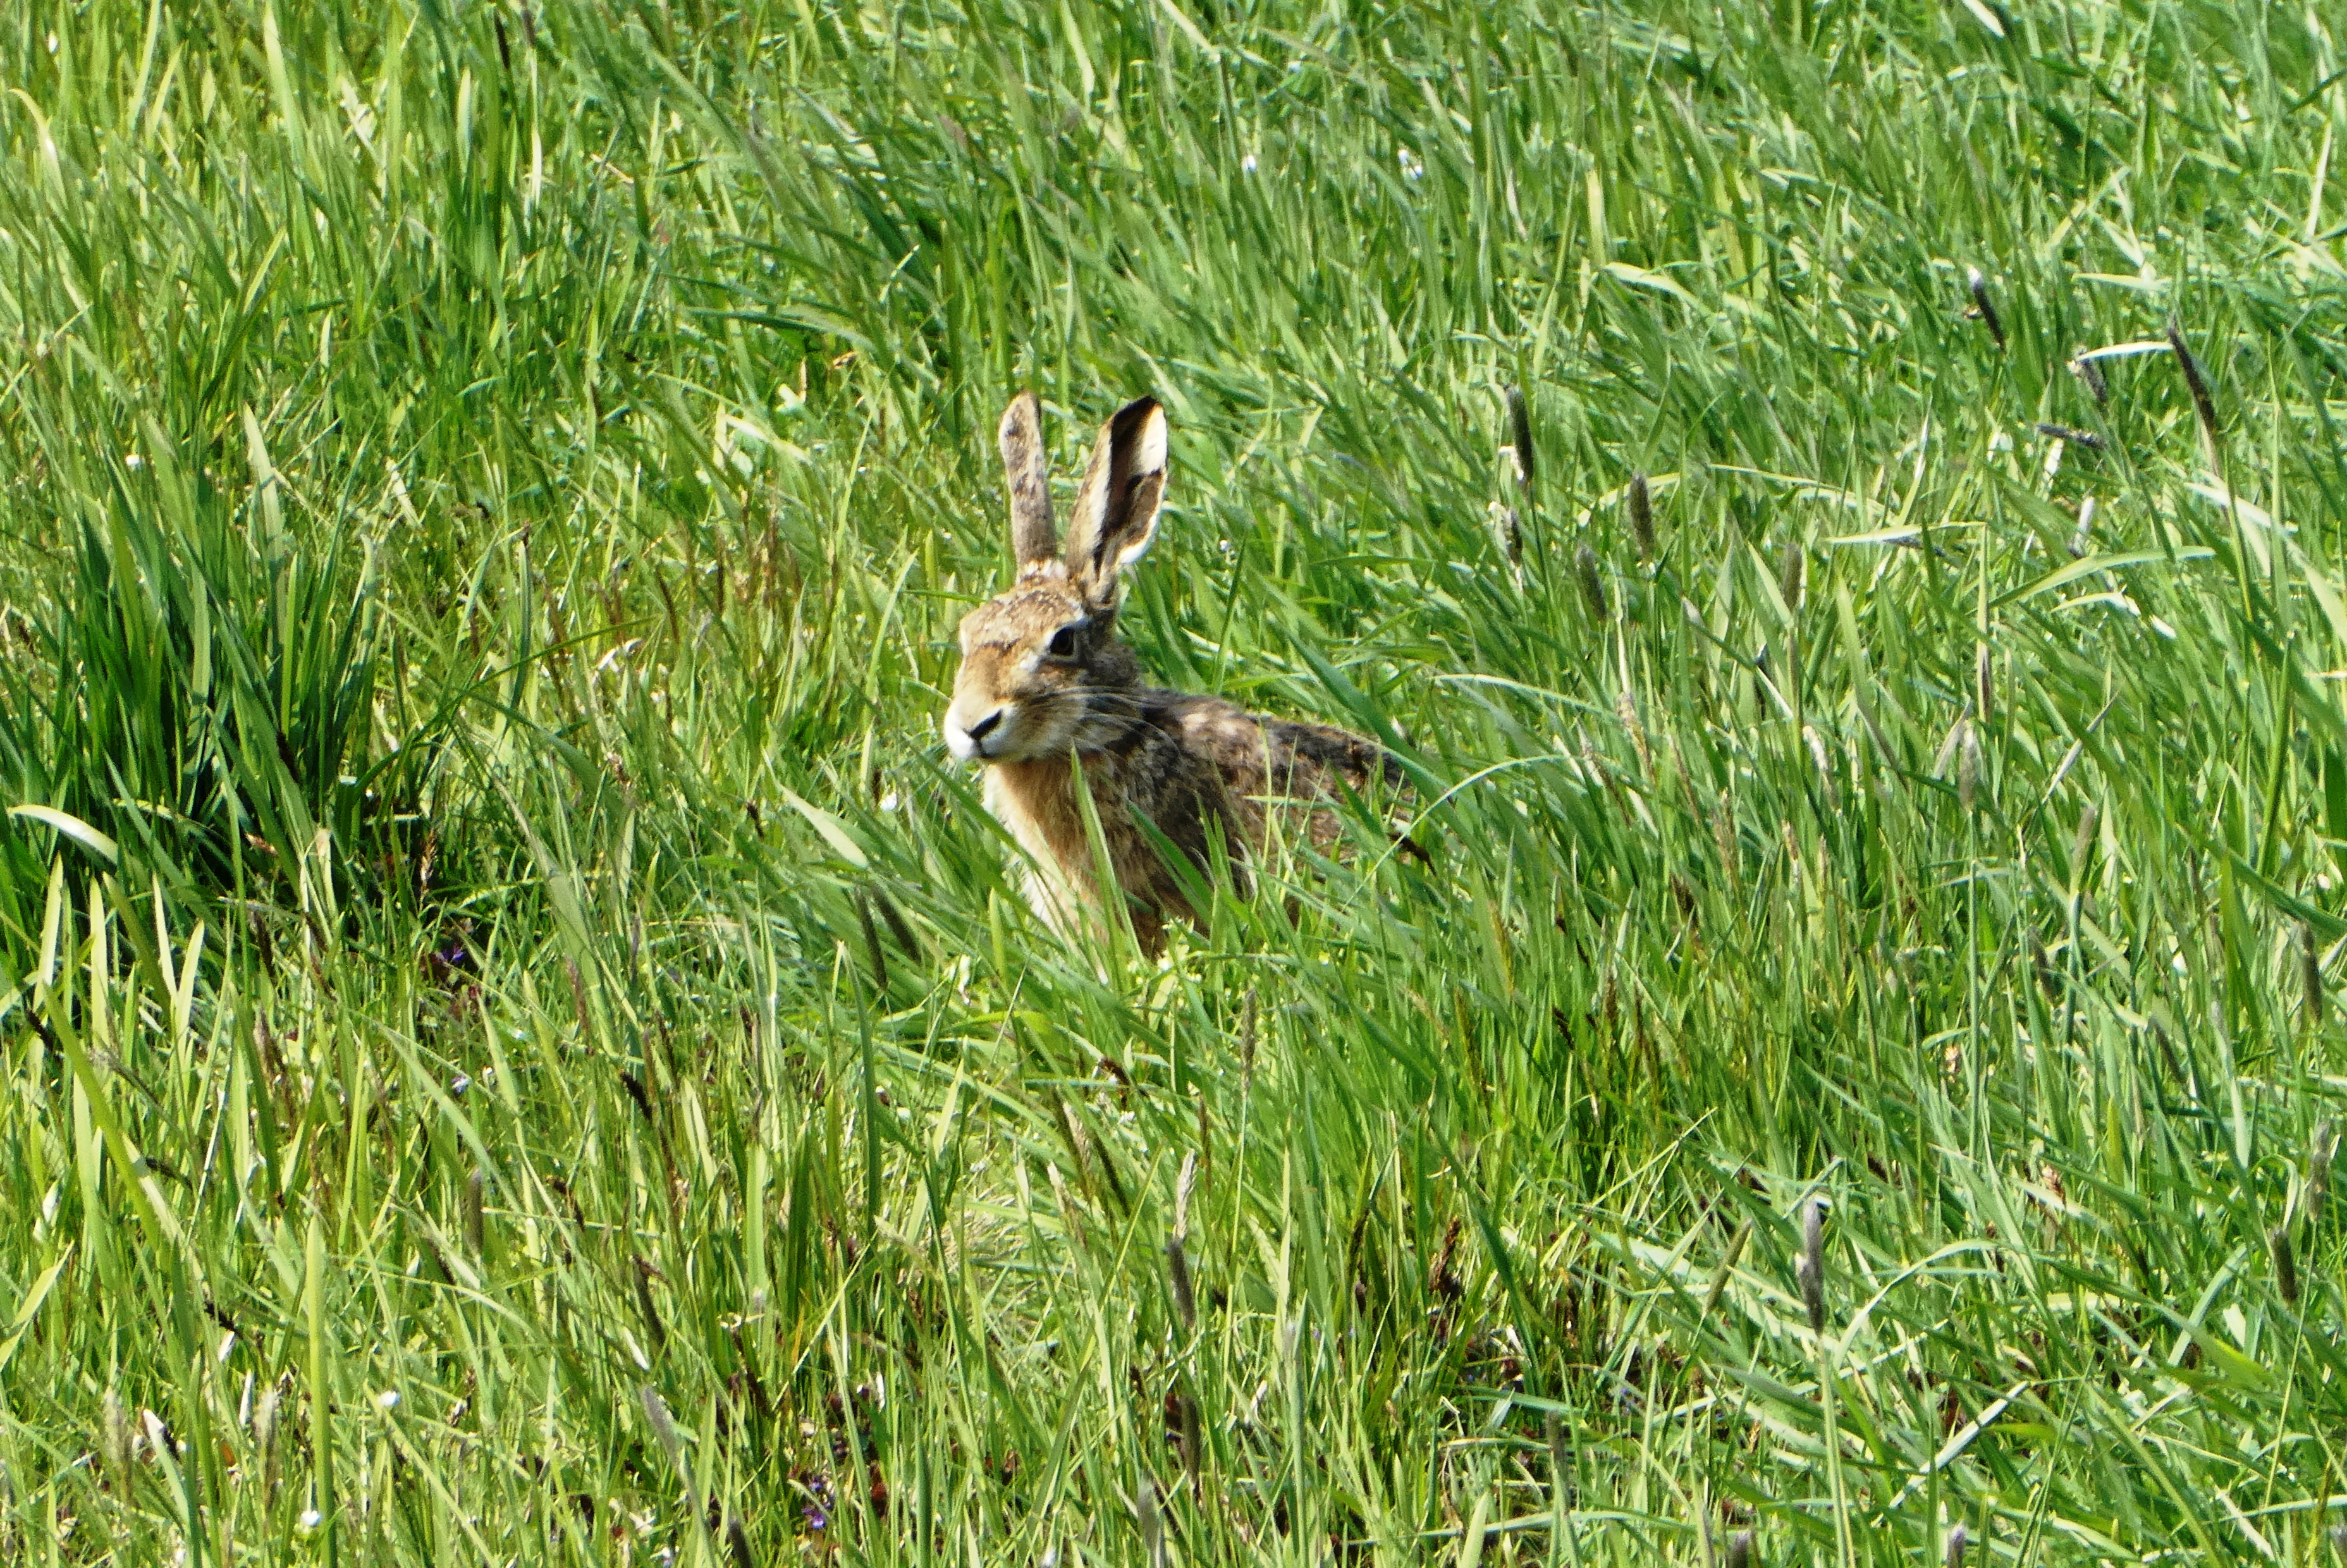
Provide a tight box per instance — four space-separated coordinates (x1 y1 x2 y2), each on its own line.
1 0 2345 1563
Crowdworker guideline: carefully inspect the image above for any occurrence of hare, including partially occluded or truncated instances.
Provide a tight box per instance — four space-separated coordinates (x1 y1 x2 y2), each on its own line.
942 392 1399 952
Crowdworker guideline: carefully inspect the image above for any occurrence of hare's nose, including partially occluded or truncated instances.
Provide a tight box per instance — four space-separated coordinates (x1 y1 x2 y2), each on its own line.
966 709 1005 745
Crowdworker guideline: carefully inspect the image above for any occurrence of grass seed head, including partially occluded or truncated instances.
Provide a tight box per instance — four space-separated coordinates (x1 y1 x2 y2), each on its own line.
256 1379 283 1501
1617 690 1650 775
465 1168 486 1257
1797 1197 1827 1333
2034 420 2102 450
2302 922 2324 1027
640 1385 684 1466
1727 1529 1756 1568
1975 645 1994 726
1050 1162 1088 1257
2271 1223 2300 1306
1168 1235 1197 1333
1958 720 1980 813
567 957 592 1039
1174 1393 1203 1494
2071 350 2109 405
1946 1522 1968 1568
1966 267 2005 349
1712 790 1740 891
1489 501 1524 585
1627 472 1655 560
103 1387 133 1488
2166 317 2223 463
728 1514 757 1568
1576 544 1608 623
633 1256 668 1351
1507 385 1536 497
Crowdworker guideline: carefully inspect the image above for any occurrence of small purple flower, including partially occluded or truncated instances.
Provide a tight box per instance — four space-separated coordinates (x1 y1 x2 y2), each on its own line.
425 928 477 986
797 1471 834 1533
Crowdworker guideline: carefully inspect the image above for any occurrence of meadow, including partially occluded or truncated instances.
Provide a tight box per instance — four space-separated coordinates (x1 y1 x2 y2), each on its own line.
1 0 2344 1561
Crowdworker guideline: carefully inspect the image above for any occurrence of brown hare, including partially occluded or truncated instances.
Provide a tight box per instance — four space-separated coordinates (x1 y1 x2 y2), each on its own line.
942 392 1399 953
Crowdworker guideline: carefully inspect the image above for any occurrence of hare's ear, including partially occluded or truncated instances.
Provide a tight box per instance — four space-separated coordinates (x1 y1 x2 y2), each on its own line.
1065 397 1168 601
1000 392 1058 570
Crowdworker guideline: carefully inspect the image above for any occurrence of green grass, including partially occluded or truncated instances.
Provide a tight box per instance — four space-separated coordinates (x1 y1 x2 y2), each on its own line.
1 0 2345 1561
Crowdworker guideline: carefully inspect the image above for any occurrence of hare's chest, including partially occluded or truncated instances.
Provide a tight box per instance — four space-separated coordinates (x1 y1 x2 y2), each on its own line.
983 736 1199 891
986 759 1091 876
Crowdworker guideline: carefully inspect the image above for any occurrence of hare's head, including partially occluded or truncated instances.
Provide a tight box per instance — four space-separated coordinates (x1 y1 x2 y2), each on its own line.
943 393 1168 763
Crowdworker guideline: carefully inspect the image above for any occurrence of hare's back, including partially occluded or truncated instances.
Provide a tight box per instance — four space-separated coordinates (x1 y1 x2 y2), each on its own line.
1148 690 1394 802
1261 716 1397 797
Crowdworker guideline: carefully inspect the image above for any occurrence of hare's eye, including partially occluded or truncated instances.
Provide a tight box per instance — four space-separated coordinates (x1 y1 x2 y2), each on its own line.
1047 626 1079 659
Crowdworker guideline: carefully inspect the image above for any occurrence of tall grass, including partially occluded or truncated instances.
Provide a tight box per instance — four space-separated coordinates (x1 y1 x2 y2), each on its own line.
1 0 2344 1562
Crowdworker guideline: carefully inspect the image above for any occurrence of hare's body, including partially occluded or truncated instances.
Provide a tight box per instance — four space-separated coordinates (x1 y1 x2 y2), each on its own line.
981 689 1394 948
944 394 1397 951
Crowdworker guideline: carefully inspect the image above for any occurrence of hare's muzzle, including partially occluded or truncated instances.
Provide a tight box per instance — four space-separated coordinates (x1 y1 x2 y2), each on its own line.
943 702 1009 763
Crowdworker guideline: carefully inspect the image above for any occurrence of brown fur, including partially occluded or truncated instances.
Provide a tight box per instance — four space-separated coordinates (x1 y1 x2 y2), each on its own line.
943 395 1399 952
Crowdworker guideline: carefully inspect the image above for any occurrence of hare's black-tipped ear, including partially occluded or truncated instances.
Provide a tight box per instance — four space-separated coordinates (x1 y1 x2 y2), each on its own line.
1065 397 1168 601
1000 392 1057 570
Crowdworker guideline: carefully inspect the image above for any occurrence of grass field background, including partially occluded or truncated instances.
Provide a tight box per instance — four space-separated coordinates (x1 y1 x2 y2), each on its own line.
2 0 2345 1561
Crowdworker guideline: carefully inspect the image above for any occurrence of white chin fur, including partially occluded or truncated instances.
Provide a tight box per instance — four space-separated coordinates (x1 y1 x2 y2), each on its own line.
943 721 979 763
